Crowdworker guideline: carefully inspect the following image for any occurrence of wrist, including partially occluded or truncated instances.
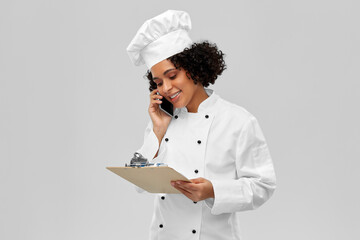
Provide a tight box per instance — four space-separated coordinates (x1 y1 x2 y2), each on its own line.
153 127 166 144
208 181 215 199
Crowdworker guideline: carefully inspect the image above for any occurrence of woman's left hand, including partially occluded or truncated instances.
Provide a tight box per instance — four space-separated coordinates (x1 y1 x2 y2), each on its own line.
171 178 215 202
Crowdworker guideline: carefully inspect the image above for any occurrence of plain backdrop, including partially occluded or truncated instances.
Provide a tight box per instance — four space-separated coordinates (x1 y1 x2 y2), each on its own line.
1 0 359 239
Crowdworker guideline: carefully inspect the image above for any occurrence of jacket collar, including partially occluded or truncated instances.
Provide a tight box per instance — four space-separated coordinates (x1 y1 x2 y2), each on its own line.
176 88 219 115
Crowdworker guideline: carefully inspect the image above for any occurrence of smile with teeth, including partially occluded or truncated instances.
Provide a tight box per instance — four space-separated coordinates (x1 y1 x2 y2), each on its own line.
170 91 181 99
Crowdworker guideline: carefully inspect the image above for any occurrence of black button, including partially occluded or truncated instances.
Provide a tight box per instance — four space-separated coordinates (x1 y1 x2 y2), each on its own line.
161 196 165 200
194 169 199 174
205 115 209 118
159 224 163 228
192 229 196 234
175 115 178 119
197 140 201 144
165 138 169 142
193 201 197 204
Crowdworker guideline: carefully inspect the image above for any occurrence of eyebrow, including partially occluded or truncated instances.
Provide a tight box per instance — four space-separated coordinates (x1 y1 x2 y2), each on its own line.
153 68 176 80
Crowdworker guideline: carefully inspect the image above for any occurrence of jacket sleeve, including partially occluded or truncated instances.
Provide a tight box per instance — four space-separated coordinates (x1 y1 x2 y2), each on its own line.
205 115 276 215
134 121 166 193
137 121 160 162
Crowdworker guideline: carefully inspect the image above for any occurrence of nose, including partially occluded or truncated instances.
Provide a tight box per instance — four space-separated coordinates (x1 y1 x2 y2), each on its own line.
162 79 172 94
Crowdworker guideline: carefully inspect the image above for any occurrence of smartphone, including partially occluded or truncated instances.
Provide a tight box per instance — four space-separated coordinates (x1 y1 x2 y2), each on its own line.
157 93 174 117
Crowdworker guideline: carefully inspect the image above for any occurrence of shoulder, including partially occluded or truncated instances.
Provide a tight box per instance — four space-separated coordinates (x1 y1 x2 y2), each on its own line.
213 97 266 141
215 96 254 123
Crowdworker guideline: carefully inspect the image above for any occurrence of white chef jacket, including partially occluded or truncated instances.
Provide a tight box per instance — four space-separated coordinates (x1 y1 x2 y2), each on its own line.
137 89 276 240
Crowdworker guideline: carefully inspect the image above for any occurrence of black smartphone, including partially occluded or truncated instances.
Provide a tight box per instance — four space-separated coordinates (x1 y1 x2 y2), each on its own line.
158 93 174 117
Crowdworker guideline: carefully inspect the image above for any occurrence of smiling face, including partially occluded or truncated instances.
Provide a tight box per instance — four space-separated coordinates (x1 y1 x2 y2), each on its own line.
151 59 207 112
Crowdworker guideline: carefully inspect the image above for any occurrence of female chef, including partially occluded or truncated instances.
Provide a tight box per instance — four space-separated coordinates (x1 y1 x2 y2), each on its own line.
126 10 276 240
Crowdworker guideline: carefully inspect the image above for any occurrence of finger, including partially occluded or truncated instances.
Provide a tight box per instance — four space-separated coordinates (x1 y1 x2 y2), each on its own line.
190 178 205 184
149 90 157 99
175 180 191 184
172 181 191 193
175 183 191 192
173 184 192 194
150 95 163 106
150 89 158 95
176 181 198 191
150 95 162 104
175 183 198 193
179 189 194 201
150 99 162 105
172 184 193 199
150 89 162 97
151 94 163 100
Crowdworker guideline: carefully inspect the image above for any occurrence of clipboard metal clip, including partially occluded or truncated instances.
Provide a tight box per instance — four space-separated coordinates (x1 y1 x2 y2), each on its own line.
125 152 167 167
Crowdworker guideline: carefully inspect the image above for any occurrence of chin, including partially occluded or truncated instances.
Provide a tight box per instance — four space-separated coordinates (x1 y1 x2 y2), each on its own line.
172 101 185 109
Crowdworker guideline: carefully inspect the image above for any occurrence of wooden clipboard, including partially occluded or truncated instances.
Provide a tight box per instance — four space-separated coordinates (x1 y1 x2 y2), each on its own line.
106 166 190 194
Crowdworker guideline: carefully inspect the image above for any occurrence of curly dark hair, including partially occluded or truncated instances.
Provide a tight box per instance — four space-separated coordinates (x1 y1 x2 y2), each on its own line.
145 41 226 91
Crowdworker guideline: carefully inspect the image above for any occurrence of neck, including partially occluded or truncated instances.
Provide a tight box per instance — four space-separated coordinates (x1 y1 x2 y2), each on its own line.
186 86 209 113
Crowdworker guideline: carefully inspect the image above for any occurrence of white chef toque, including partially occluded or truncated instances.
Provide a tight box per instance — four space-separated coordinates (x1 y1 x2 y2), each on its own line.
126 10 193 69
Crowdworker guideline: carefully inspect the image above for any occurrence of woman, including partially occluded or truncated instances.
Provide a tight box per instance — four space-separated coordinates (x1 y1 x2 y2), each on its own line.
126 10 276 240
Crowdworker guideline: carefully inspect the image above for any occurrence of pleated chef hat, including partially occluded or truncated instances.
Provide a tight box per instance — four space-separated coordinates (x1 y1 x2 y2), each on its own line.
126 10 193 69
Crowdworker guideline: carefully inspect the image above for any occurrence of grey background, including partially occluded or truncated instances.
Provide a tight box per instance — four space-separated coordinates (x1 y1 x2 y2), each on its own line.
1 0 359 239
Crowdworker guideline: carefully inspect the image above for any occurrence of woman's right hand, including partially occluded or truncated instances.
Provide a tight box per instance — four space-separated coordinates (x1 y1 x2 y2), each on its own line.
149 89 172 144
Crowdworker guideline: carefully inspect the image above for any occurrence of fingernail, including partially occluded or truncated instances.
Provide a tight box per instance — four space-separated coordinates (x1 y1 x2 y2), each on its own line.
176 181 181 185
171 182 175 186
